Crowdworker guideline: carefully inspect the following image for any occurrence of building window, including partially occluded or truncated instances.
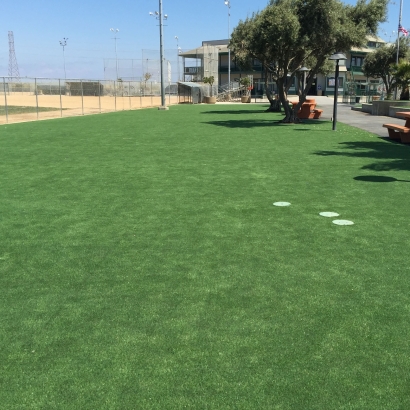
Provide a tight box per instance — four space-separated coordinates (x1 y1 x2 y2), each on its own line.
351 56 364 67
327 77 343 88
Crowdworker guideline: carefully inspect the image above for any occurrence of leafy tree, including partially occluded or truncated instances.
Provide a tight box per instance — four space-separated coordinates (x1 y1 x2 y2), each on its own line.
362 38 410 99
203 76 215 96
143 72 152 95
230 0 388 122
392 60 410 100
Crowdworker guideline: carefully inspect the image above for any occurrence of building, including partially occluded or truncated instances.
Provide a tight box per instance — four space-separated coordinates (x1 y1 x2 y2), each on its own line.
180 36 386 98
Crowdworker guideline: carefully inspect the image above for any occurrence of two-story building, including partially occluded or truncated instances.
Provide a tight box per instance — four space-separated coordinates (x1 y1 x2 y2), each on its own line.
180 36 386 98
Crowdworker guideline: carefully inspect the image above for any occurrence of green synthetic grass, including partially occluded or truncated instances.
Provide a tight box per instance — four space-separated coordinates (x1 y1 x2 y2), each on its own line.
0 105 60 115
1 104 410 409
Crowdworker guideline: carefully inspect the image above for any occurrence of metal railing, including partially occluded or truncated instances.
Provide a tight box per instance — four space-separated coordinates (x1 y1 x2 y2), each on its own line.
0 77 179 124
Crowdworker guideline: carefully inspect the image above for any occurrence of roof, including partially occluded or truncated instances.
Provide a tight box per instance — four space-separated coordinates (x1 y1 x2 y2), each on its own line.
178 82 203 89
350 35 386 53
179 46 207 58
179 41 228 58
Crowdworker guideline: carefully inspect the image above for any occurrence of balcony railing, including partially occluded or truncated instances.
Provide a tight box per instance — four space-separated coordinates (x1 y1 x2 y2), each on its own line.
349 65 364 74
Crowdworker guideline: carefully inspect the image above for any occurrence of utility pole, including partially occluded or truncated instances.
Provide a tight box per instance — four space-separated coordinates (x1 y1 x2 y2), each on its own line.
59 38 68 79
110 28 120 80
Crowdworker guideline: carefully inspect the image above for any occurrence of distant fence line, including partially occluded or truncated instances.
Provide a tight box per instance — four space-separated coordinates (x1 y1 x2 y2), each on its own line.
0 77 178 124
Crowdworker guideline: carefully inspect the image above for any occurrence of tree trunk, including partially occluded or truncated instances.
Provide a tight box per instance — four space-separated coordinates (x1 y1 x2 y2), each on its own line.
277 79 299 123
263 71 281 112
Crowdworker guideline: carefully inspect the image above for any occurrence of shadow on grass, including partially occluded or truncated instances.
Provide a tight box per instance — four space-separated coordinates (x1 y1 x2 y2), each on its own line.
354 175 410 183
201 109 270 115
314 140 410 172
203 118 331 129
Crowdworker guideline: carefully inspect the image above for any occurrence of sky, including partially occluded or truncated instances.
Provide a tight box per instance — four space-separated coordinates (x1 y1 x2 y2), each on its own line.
0 0 408 81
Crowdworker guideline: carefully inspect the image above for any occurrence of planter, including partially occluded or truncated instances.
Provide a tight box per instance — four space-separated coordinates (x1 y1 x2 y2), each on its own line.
204 96 216 104
241 96 251 103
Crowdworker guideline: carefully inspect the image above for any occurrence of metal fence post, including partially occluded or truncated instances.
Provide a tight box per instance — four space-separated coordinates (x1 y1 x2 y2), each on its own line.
35 78 39 120
59 79 63 117
129 81 131 110
99 81 101 113
3 77 8 123
81 79 84 115
114 81 117 111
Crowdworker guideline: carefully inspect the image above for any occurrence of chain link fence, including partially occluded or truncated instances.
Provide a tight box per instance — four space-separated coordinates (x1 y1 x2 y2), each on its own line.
0 77 178 124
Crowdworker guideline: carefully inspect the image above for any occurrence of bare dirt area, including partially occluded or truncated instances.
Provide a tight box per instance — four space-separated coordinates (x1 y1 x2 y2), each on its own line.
0 94 179 125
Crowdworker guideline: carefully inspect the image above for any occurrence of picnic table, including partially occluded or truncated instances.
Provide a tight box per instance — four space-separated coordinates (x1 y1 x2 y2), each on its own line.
382 111 410 143
291 99 323 119
395 112 410 127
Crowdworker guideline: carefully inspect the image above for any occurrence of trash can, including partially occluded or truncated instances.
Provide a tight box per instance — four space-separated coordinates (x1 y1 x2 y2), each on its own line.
355 96 361 103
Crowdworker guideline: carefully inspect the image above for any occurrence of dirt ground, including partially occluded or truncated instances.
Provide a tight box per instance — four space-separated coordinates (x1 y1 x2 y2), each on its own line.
0 94 179 124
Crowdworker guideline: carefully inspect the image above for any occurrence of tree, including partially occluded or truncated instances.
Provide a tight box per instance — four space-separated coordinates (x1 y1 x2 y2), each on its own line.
392 61 410 100
229 0 388 122
143 72 152 95
203 76 215 96
362 38 410 99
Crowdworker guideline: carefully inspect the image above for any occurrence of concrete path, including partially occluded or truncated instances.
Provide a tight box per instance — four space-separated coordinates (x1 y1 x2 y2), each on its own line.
245 95 394 137
299 96 392 137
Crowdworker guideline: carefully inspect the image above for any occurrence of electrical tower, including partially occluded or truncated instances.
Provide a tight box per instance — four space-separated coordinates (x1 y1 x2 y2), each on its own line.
8 31 20 81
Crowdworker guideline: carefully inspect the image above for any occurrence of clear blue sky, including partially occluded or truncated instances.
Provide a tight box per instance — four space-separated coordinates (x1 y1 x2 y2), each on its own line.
0 0 407 80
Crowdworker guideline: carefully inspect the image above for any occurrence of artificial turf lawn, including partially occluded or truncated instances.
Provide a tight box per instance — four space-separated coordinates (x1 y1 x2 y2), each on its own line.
1 104 410 409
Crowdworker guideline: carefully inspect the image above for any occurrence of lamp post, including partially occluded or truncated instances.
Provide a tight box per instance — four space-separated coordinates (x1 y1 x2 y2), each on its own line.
299 66 309 96
150 1 168 110
329 52 347 131
59 38 68 79
395 0 404 100
175 36 180 81
110 28 120 80
224 0 231 90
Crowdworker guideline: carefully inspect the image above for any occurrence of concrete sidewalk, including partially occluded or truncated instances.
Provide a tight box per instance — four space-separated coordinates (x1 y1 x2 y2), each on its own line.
297 96 391 137
228 95 397 137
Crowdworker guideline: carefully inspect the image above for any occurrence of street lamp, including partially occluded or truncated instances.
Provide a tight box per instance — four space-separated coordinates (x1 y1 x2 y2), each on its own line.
329 52 347 131
59 38 68 79
150 1 168 110
224 0 231 90
175 36 181 81
299 66 309 95
110 28 120 80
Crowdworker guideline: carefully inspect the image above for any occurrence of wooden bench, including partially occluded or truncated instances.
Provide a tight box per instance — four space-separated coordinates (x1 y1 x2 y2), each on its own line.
382 123 410 143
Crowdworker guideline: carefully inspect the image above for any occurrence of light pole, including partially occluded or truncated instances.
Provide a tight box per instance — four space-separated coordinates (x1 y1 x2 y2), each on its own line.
110 28 120 80
150 1 168 110
329 52 347 131
299 66 309 96
395 0 404 99
224 0 231 90
175 36 181 81
59 38 68 79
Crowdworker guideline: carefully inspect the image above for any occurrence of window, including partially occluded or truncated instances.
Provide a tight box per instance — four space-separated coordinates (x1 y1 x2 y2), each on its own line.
327 77 344 88
351 56 363 67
